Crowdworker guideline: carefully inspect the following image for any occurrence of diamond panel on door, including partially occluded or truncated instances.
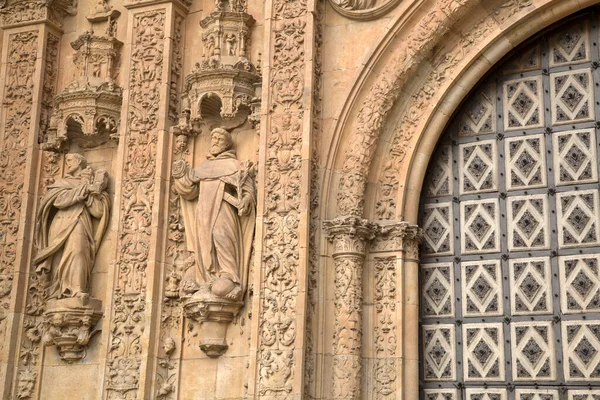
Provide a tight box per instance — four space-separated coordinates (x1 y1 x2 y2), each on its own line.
424 389 457 400
507 194 550 250
458 84 496 137
549 20 590 67
503 76 544 131
422 324 456 381
568 390 600 400
461 260 503 317
463 323 505 381
421 263 454 318
511 321 557 381
562 321 600 381
515 389 559 400
459 140 498 194
460 199 500 254
559 254 600 313
509 257 553 315
425 145 453 198
422 203 453 255
556 189 600 248
465 388 507 400
505 134 547 190
550 69 594 124
552 128 598 186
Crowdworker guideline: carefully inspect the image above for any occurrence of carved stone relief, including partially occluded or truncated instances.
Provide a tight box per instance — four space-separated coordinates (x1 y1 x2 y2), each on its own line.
104 9 166 399
324 216 377 399
327 0 401 21
0 0 77 28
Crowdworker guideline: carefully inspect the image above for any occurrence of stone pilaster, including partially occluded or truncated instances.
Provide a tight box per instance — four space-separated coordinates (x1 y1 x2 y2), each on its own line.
324 216 377 399
99 2 187 399
246 0 320 396
0 5 65 398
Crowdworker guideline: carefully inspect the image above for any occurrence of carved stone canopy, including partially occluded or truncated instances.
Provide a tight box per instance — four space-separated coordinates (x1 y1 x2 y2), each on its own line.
43 24 123 150
173 3 261 135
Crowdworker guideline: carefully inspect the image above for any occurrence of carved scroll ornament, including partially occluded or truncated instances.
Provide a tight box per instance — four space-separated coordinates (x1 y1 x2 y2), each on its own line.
173 128 256 357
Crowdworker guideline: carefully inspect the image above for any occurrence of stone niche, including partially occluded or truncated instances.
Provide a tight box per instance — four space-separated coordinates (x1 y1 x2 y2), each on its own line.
35 0 122 372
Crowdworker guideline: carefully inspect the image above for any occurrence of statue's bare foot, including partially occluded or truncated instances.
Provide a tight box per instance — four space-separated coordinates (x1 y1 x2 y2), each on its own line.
225 286 242 301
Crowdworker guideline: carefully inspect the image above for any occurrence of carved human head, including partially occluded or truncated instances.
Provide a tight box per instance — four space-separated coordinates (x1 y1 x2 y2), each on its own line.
210 128 233 156
65 153 87 175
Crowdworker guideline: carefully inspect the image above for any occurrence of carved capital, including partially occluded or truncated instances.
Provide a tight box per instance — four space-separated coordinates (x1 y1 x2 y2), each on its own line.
372 221 423 260
324 215 378 257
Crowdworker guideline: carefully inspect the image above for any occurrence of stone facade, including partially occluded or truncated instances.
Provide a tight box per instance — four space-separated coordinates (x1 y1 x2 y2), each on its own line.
1 0 600 399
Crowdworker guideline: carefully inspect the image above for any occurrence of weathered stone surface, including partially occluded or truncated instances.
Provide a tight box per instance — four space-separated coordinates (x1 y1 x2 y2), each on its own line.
0 0 598 398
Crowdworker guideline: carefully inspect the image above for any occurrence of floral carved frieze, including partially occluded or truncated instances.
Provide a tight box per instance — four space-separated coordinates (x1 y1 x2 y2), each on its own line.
371 221 423 258
44 10 123 151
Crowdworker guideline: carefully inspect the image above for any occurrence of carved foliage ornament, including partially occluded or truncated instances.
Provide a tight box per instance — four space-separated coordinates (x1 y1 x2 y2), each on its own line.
105 9 165 399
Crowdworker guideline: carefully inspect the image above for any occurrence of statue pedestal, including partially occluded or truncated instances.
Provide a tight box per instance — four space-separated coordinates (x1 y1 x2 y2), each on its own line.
43 297 103 362
183 288 243 358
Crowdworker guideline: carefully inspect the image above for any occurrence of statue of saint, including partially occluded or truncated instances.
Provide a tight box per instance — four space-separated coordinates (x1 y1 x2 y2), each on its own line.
173 128 256 301
34 153 111 300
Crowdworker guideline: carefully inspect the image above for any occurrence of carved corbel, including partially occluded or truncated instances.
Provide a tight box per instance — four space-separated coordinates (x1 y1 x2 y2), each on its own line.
323 215 378 399
42 297 103 362
182 286 244 357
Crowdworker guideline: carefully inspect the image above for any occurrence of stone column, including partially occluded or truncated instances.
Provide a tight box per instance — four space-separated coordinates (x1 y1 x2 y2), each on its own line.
398 223 423 400
324 216 377 399
0 3 66 397
99 1 187 399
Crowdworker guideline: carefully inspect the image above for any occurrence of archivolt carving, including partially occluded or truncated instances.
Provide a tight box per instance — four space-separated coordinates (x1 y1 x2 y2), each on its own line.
336 0 542 220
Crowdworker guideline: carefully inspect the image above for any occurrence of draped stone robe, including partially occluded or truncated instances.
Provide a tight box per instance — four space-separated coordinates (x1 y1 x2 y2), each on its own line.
174 150 256 295
34 175 110 299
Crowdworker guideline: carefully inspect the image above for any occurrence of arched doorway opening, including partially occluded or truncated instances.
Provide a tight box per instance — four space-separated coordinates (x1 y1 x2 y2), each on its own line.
420 8 600 400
